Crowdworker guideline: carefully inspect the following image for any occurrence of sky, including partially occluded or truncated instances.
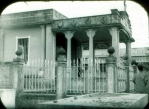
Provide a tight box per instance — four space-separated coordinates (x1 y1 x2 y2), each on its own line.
1 1 149 48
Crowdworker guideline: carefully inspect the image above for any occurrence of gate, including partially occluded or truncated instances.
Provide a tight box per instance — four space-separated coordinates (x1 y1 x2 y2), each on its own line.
67 57 107 94
23 59 56 93
16 59 56 108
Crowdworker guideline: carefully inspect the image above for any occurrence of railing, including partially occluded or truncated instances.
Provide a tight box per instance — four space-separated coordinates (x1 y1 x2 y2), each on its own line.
67 58 107 94
117 62 127 93
23 59 56 93
129 66 134 92
22 57 134 94
116 60 135 93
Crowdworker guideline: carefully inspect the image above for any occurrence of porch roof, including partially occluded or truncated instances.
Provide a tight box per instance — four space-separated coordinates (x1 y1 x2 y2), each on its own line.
52 9 134 42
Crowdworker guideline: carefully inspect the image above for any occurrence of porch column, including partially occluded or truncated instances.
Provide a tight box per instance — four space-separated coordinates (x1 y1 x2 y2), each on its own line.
86 29 96 66
125 41 132 65
109 27 119 58
64 31 74 68
40 25 46 60
0 29 4 62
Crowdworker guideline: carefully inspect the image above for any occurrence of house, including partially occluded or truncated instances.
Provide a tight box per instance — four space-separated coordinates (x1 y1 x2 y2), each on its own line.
0 8 136 65
0 8 149 108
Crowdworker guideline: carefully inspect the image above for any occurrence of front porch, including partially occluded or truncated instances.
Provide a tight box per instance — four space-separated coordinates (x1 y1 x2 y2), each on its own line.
0 8 141 108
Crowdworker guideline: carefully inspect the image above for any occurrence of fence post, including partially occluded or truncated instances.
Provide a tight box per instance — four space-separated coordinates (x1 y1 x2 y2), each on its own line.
106 46 117 93
56 47 67 99
13 49 24 108
123 55 130 93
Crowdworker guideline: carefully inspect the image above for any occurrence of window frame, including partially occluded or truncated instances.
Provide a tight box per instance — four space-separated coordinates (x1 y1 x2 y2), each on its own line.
16 35 31 65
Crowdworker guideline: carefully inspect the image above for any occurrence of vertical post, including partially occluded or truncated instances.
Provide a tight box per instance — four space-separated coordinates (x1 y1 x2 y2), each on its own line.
13 49 24 108
64 31 74 68
109 27 119 58
56 47 67 99
125 41 132 65
80 43 83 58
0 29 4 62
86 29 96 66
123 55 130 93
125 41 132 93
86 29 96 93
40 25 46 60
106 46 117 93
46 24 55 80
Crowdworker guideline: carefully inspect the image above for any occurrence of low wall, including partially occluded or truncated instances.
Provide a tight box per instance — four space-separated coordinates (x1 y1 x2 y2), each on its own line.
0 62 13 88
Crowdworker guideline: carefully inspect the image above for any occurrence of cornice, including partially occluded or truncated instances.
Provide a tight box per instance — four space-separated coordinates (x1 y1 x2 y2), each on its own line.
0 9 67 28
51 10 132 37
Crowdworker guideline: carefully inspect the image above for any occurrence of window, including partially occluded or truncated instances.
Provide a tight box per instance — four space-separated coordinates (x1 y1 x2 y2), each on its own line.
16 36 30 64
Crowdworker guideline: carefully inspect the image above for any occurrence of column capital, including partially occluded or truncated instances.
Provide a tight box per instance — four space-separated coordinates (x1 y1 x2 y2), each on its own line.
64 31 74 39
109 27 118 31
108 27 118 35
124 40 132 44
85 29 96 38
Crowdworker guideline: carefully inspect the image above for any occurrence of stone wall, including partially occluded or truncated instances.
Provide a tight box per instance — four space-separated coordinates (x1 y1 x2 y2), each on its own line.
0 62 13 88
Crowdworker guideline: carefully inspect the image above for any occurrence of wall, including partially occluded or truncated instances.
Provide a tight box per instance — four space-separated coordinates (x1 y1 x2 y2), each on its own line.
0 62 13 88
4 26 41 62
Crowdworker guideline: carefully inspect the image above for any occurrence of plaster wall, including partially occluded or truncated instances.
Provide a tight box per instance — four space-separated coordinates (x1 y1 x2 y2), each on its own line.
3 26 41 62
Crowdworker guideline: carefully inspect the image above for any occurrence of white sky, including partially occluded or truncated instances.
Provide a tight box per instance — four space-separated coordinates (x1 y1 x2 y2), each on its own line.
1 1 149 48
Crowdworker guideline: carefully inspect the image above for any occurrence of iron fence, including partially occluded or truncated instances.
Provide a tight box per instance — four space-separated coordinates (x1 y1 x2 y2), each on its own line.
117 62 127 93
129 66 134 92
23 59 56 93
67 58 107 94
116 60 134 93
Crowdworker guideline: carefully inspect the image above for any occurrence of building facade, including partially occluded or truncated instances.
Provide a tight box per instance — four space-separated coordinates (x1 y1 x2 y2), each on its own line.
0 8 138 66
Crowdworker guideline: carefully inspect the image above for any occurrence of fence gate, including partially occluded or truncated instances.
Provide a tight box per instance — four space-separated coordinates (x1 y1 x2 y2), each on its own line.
67 58 107 94
17 59 56 108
